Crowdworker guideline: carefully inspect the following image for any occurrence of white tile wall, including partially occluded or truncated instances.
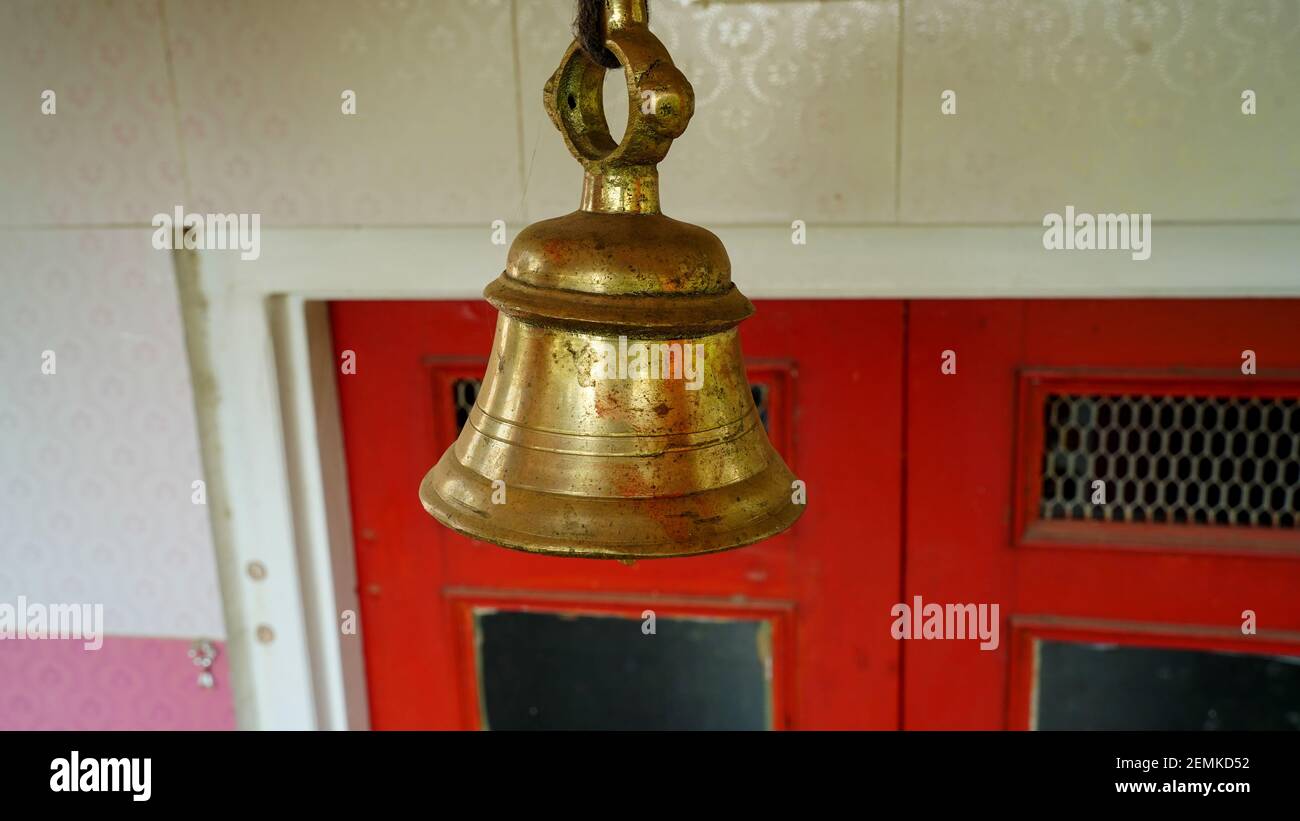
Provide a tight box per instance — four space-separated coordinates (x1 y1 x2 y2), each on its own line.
518 0 900 224
166 0 525 226
899 0 1300 223
3 0 1296 229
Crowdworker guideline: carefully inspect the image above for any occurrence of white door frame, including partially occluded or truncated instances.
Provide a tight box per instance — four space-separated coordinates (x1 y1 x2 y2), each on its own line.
181 223 1300 729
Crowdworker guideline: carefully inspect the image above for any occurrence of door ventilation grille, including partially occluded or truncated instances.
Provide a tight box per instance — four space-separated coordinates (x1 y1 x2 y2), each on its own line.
1041 394 1299 528
452 378 481 432
751 383 771 431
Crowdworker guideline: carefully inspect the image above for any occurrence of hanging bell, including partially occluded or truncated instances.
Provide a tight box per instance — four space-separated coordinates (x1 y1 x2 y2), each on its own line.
419 0 803 558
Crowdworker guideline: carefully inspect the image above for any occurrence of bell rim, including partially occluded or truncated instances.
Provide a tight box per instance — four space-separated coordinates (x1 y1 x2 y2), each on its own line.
419 457 804 560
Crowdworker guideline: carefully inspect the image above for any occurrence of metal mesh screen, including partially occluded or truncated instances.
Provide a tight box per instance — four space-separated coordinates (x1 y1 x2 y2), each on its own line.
1040 393 1300 528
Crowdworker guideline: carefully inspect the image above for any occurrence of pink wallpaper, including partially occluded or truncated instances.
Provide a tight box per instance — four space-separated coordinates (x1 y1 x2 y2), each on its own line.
0 636 235 730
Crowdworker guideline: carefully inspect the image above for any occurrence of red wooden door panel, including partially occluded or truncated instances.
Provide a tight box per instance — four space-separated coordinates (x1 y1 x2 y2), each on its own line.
336 297 1299 730
332 300 904 729
905 300 1300 729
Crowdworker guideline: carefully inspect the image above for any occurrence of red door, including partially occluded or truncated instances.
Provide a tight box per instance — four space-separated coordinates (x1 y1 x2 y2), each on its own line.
332 300 904 729
333 299 1300 729
906 300 1300 729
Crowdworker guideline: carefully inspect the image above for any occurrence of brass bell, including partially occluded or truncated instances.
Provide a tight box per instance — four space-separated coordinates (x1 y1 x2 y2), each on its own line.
419 0 802 558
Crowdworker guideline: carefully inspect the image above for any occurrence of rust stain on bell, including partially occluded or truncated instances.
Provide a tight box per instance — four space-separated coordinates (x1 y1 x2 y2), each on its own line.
419 0 803 558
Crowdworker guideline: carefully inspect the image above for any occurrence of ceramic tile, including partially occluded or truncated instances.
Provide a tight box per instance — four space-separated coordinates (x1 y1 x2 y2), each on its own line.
517 0 900 225
166 0 524 225
900 0 1300 222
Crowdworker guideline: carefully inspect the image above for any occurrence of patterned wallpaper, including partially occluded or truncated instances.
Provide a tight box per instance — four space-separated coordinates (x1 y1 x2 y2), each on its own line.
0 229 223 638
0 228 229 728
0 0 1296 728
0 0 185 225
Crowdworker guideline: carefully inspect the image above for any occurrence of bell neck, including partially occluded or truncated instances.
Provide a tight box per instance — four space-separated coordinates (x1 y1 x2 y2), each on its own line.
581 165 660 215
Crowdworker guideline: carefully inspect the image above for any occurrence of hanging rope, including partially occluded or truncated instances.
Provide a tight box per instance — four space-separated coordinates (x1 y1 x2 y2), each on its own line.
574 0 641 69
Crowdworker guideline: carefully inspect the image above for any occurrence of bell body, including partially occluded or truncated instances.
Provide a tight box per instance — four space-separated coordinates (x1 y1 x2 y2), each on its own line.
421 311 801 558
419 1 803 558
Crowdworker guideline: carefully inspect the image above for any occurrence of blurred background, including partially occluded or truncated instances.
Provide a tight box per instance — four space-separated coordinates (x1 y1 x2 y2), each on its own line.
1 0 1298 730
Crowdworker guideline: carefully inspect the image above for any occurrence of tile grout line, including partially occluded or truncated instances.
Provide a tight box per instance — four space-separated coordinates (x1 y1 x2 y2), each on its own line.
509 0 531 225
156 0 194 206
894 0 905 224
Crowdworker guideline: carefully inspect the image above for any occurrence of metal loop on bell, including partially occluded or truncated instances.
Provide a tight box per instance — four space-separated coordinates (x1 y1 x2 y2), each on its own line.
544 0 693 213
